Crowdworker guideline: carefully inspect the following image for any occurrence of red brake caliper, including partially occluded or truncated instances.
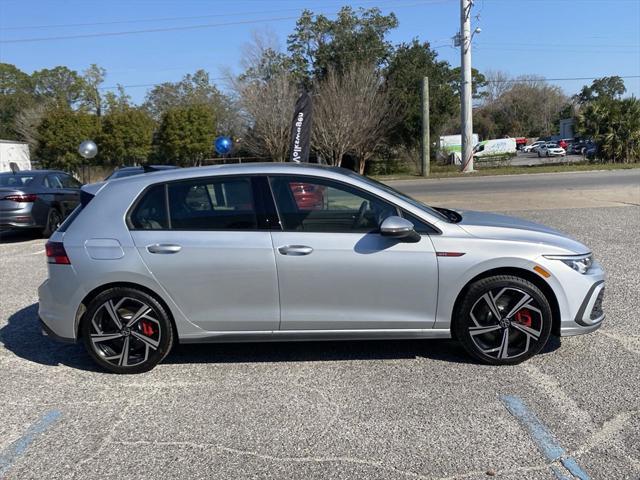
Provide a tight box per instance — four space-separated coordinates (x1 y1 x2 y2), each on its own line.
514 309 533 328
140 320 155 336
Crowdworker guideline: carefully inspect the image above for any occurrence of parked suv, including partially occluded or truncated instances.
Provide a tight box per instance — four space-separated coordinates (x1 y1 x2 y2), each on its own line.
39 164 605 373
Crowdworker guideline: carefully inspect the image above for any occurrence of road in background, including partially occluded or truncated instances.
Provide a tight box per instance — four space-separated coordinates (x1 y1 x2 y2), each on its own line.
0 172 638 479
390 169 640 211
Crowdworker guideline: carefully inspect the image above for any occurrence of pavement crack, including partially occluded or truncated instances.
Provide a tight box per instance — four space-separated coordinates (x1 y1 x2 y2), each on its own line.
598 330 640 355
574 409 640 457
114 439 435 479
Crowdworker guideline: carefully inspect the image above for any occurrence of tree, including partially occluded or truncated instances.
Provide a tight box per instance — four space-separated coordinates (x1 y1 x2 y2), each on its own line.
577 96 640 162
36 107 100 171
31 66 87 109
287 7 398 83
385 40 459 151
104 85 132 112
143 70 227 120
575 76 626 105
14 104 47 153
480 69 512 105
314 63 397 172
98 106 155 166
474 76 568 138
0 63 36 139
235 71 298 162
237 29 293 84
82 64 107 116
155 104 216 166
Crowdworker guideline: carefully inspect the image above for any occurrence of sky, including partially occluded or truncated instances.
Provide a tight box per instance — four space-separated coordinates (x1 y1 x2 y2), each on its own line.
1 0 639 104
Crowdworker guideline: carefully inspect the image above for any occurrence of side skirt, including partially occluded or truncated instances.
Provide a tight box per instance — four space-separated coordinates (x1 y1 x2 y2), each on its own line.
179 328 452 344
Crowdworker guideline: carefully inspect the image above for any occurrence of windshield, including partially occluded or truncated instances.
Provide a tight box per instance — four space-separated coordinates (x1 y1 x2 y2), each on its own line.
0 173 37 187
338 170 451 223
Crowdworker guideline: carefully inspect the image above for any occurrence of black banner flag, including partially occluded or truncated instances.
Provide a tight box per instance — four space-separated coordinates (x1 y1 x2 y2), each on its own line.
288 91 313 163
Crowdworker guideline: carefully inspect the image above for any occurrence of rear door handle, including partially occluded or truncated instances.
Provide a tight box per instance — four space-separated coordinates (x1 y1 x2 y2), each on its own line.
147 244 182 254
278 245 313 256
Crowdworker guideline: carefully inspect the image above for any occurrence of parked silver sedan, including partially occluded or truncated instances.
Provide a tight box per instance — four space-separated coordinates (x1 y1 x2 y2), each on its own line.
38 164 605 373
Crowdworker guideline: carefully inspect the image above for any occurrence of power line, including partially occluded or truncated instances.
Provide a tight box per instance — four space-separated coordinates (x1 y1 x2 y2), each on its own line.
0 0 422 31
100 75 640 92
483 75 640 84
0 0 451 44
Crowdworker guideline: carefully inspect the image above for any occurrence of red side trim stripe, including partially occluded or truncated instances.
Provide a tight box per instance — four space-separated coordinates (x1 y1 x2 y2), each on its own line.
436 252 466 257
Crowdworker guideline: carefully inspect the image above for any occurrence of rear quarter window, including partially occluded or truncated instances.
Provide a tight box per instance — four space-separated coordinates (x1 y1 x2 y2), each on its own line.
130 184 169 230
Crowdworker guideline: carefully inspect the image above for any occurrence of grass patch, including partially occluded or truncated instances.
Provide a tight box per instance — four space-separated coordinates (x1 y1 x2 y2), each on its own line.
372 161 640 181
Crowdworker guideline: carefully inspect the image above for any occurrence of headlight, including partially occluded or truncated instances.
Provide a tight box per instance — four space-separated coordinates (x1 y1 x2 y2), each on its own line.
544 254 593 274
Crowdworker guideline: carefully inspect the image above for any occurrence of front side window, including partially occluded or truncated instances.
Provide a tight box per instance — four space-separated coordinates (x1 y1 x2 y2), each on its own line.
168 177 258 230
270 175 397 233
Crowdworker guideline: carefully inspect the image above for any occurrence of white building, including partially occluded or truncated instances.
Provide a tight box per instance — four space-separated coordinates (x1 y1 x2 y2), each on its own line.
0 140 31 172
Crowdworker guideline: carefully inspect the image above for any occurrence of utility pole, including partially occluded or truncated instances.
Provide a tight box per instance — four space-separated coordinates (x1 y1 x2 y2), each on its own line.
460 0 474 172
421 76 430 177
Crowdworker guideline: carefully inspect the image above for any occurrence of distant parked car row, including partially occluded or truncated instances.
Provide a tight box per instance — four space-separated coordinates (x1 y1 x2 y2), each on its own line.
522 138 598 158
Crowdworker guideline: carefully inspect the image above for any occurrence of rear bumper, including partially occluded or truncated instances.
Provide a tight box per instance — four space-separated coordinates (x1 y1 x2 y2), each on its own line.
0 205 41 229
38 269 86 342
39 316 76 343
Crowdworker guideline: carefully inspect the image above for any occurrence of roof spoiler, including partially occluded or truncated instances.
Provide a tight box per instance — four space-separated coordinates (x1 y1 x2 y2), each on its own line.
142 164 163 173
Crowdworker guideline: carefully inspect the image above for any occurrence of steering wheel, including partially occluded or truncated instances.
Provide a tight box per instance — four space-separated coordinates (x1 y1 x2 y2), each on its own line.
353 200 369 229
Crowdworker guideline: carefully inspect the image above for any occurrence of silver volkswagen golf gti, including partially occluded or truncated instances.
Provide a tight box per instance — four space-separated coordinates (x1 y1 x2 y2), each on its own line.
38 163 605 373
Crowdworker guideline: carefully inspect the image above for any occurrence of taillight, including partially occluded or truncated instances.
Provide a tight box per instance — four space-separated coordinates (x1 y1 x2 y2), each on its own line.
45 241 71 265
3 194 37 202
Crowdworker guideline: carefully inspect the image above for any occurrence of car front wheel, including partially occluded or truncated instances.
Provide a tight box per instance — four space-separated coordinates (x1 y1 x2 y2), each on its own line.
81 287 174 373
453 275 553 365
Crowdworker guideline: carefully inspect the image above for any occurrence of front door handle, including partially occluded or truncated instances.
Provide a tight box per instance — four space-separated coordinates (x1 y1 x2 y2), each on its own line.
278 245 313 256
147 244 182 254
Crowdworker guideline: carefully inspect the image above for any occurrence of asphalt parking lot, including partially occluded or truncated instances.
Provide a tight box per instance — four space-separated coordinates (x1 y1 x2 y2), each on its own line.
0 177 638 479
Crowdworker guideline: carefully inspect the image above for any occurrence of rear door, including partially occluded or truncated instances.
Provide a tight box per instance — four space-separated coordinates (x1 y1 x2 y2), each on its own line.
129 175 280 332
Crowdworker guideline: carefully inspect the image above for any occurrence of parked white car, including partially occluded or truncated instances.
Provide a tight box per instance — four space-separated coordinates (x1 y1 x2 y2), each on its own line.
538 143 566 157
522 140 545 153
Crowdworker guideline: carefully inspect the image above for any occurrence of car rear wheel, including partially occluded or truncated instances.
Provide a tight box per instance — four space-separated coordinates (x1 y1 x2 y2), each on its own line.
453 275 552 365
81 287 174 373
42 208 62 238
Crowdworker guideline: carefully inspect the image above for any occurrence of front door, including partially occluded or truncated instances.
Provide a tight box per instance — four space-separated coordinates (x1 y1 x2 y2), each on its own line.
269 175 439 331
129 176 279 332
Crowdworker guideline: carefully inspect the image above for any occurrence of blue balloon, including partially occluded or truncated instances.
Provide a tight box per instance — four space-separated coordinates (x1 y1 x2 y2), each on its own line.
214 136 233 155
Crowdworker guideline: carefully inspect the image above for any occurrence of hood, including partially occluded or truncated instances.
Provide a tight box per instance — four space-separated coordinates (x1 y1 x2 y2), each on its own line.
456 210 590 254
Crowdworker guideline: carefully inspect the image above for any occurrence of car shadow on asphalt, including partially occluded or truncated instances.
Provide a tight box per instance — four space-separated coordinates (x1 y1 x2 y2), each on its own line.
1 304 561 372
0 230 43 244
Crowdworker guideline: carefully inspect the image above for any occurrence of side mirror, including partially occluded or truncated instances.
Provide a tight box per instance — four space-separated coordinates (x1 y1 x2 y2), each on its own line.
379 216 419 241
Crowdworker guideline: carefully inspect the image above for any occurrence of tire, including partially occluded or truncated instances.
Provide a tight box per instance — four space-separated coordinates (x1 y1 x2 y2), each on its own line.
453 275 553 365
81 287 174 373
42 208 62 238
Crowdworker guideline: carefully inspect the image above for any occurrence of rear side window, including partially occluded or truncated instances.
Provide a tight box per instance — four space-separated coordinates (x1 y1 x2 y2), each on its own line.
168 177 257 230
130 184 168 230
60 174 82 188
